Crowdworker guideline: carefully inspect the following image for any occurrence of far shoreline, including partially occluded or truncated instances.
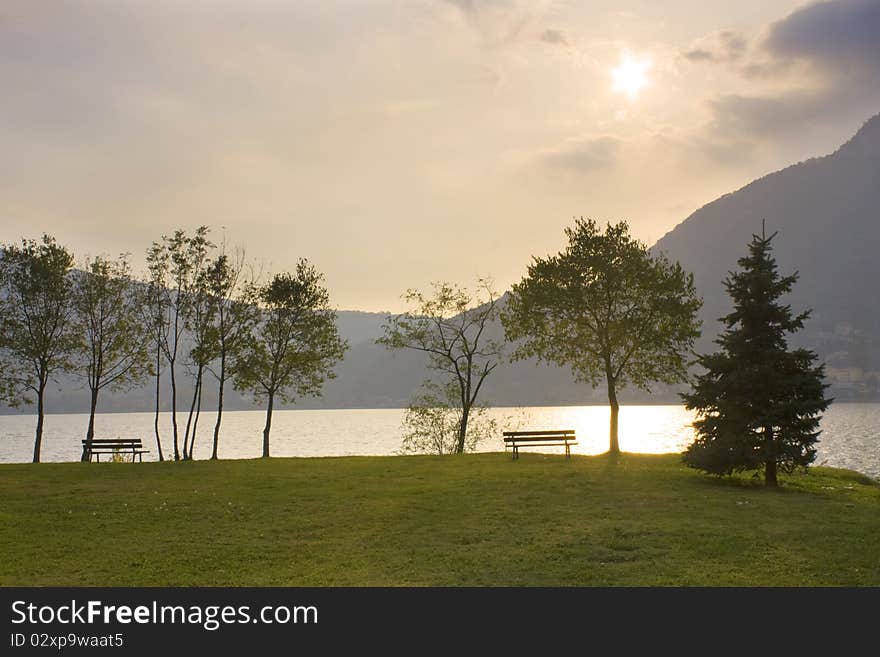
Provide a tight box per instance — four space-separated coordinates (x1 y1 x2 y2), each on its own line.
2 399 879 417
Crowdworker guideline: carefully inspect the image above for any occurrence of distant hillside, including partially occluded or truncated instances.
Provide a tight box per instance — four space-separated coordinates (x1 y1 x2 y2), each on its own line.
653 112 880 398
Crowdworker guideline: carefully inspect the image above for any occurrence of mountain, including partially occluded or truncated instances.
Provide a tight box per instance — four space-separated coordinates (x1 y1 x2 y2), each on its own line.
653 112 880 398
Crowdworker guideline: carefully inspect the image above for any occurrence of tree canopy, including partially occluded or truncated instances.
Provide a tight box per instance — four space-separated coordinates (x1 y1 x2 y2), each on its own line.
235 261 347 457
503 218 702 453
72 253 152 460
0 235 78 462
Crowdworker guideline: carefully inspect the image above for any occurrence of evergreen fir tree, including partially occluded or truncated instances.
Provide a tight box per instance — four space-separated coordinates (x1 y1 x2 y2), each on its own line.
682 224 831 487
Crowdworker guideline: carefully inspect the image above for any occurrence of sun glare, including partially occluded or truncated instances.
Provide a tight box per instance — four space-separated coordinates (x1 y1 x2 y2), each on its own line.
611 53 651 99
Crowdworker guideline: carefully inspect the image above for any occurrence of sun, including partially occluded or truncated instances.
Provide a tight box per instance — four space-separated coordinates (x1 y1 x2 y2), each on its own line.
611 53 651 99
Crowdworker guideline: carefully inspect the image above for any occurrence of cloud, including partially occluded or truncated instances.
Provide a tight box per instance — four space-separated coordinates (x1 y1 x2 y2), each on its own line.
443 0 477 11
764 0 880 70
682 30 747 63
542 136 623 172
699 0 880 140
437 0 553 47
683 1 879 82
540 29 568 46
682 48 714 62
707 92 836 137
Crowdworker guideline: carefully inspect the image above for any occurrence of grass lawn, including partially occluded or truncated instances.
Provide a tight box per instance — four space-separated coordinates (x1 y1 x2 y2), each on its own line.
1 452 878 586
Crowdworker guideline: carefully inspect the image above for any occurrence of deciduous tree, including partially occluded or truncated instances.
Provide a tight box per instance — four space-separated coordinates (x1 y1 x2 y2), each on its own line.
203 250 257 460
73 254 152 461
378 280 503 455
235 262 347 457
0 235 78 462
503 218 702 454
146 226 213 460
142 244 171 461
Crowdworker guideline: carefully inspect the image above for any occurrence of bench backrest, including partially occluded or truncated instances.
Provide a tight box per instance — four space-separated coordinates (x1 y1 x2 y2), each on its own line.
503 430 575 442
82 439 144 450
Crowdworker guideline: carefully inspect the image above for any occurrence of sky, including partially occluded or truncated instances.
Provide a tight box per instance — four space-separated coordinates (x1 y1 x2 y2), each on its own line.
2 0 879 311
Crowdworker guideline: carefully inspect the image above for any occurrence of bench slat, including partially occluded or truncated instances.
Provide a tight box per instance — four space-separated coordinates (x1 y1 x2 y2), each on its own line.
503 430 575 437
505 442 578 448
86 448 149 452
83 440 143 447
82 439 143 443
82 441 144 446
83 447 146 451
504 440 577 447
503 436 576 440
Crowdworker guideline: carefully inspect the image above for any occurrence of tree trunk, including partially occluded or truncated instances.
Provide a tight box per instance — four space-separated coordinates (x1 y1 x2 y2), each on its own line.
456 403 470 454
33 380 46 464
182 367 201 460
153 347 164 462
606 375 620 455
189 375 203 459
80 387 100 462
170 360 180 461
262 392 274 458
211 356 226 460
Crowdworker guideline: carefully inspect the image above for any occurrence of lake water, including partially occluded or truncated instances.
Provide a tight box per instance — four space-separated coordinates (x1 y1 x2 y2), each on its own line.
0 404 878 480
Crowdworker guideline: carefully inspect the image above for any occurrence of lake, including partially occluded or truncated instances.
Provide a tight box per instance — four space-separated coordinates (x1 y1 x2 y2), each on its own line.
1 404 878 480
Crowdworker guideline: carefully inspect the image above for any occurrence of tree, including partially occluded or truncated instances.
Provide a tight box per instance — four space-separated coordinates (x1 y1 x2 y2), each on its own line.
0 235 78 462
203 250 257 460
503 218 702 454
146 226 213 460
378 280 503 455
399 381 498 455
72 254 152 461
682 226 831 487
181 250 217 461
142 243 171 461
234 261 347 458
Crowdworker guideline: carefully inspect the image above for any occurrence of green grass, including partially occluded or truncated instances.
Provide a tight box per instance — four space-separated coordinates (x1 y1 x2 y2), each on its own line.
1 453 878 586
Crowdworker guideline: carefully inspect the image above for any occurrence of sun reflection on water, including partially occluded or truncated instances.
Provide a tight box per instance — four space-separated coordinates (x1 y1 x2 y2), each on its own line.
491 405 696 456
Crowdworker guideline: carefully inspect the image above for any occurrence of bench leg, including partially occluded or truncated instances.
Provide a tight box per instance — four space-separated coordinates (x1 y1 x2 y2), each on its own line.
566 443 571 459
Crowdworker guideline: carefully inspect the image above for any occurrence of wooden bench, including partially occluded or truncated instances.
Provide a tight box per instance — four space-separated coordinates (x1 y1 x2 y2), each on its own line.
82 439 149 462
503 430 577 460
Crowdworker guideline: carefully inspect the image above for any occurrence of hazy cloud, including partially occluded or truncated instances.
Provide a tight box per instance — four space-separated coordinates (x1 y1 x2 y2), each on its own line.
764 0 880 69
443 0 476 10
543 136 623 172
707 92 834 138
540 29 568 46
437 0 553 47
682 48 714 62
682 30 747 63
702 0 880 141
